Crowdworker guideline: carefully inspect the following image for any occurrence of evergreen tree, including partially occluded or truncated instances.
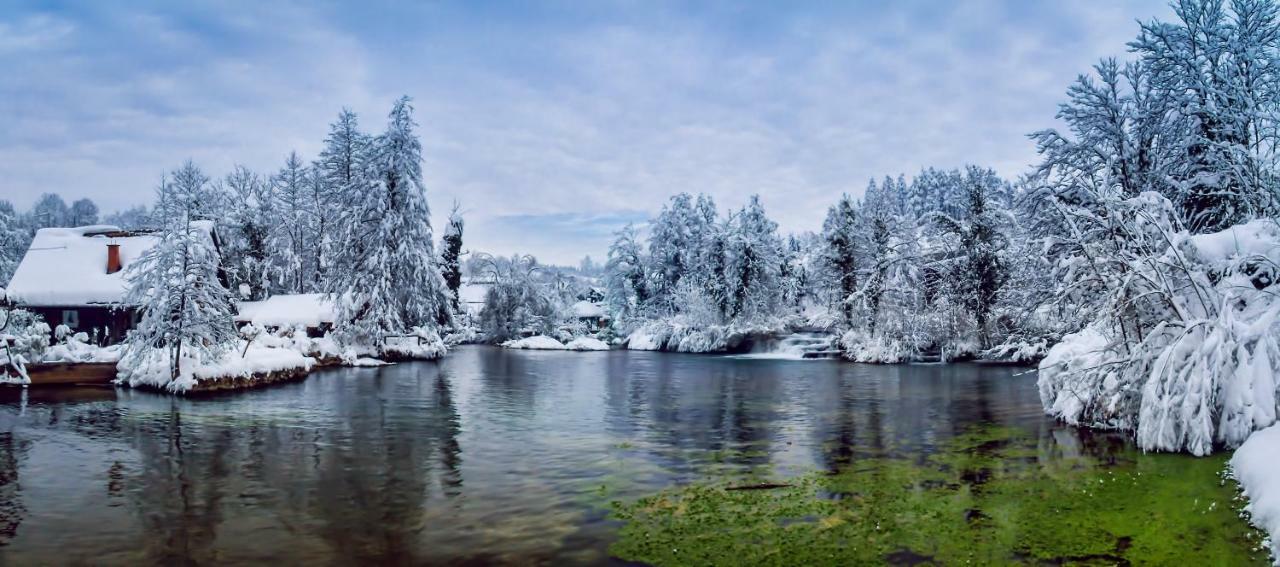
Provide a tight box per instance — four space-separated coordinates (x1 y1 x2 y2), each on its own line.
724 195 782 320
820 194 860 325
440 202 465 316
646 193 698 314
269 151 313 294
327 96 450 345
931 166 1010 348
222 165 272 300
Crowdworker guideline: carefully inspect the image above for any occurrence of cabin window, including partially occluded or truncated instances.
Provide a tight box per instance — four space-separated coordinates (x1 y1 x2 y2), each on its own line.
62 309 80 329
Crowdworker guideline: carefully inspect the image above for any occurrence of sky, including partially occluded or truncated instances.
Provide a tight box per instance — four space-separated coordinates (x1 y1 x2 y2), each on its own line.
0 0 1173 265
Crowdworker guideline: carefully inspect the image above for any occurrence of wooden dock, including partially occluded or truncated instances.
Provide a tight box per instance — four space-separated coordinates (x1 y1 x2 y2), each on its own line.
22 362 118 386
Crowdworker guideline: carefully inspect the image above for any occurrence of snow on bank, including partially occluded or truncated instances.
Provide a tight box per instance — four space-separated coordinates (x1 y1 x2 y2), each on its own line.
501 336 611 351
381 330 448 360
565 337 610 351
1038 217 1280 455
1231 424 1280 563
116 343 315 393
625 320 790 354
502 335 567 350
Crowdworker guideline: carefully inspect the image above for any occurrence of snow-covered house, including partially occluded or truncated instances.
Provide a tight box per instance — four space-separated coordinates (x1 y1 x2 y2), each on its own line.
3 224 218 345
235 293 336 337
571 300 609 330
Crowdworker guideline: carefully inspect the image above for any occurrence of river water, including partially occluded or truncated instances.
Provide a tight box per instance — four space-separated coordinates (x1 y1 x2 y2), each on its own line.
0 346 1260 564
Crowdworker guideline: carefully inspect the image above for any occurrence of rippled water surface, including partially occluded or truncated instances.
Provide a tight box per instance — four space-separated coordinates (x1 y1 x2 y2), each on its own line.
0 347 1186 564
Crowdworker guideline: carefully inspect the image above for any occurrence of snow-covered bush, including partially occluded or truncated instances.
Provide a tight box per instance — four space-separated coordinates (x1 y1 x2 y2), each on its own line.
0 308 49 384
1038 205 1280 455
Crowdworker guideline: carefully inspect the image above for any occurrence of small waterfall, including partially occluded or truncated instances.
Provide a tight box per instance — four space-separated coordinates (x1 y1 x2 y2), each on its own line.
735 332 840 360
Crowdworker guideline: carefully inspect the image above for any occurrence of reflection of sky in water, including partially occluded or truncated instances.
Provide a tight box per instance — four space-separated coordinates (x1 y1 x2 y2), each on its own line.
0 347 1092 564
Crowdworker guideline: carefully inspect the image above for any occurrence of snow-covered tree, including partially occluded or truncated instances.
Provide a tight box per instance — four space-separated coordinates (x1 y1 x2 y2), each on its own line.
268 151 314 294
647 193 701 314
476 254 560 341
604 223 648 320
327 96 450 345
724 195 782 320
103 205 152 230
440 202 465 316
930 166 1011 348
29 193 69 229
120 161 237 383
0 201 30 285
68 198 99 227
820 194 860 325
221 165 273 300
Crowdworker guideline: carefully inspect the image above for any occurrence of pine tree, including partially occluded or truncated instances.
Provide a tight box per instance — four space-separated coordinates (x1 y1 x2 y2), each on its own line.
327 96 450 345
931 166 1010 348
222 165 272 300
269 151 313 294
646 193 698 314
820 194 860 325
724 195 782 320
440 202 465 316
120 161 237 382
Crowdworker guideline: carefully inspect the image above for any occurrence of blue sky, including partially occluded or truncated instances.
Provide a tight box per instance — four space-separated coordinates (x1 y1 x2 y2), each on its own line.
0 0 1171 265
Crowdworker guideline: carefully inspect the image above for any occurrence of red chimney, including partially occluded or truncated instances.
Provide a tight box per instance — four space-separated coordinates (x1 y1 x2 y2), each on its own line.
107 244 122 274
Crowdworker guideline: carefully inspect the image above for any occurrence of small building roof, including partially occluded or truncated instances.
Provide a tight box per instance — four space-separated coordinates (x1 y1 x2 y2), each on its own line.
5 225 162 307
571 300 606 319
236 293 337 328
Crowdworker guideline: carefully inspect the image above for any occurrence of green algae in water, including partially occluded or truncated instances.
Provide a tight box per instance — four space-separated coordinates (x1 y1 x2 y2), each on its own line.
609 425 1269 565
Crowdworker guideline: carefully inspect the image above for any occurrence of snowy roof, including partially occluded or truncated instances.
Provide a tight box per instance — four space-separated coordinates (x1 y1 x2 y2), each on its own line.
5 225 162 307
235 293 336 328
571 300 606 319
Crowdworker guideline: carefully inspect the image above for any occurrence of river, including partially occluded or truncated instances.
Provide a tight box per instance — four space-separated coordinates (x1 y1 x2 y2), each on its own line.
0 346 1266 564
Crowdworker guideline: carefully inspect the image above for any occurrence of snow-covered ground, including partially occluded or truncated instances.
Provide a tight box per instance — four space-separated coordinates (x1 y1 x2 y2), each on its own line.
1232 424 1280 563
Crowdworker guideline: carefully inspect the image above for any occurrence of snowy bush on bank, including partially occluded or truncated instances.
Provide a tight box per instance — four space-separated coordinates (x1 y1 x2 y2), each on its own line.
565 337 610 351
624 318 793 354
381 326 448 360
116 341 315 393
1230 423 1280 563
1 309 50 385
502 335 566 350
42 325 122 363
1038 208 1280 455
839 330 918 363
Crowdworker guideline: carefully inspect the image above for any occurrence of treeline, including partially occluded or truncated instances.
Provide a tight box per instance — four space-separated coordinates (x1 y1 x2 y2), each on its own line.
604 166 1024 360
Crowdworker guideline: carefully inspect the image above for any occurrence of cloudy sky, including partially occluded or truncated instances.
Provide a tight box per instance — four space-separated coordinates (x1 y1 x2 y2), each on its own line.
1 0 1171 265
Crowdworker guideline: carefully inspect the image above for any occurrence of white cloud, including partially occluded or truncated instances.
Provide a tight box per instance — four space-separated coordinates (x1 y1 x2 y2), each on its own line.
0 1 1171 264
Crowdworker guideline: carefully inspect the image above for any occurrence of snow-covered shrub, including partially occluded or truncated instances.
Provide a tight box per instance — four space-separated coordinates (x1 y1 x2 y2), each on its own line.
1038 201 1280 455
381 326 447 360
1 308 49 384
839 330 917 364
43 326 120 364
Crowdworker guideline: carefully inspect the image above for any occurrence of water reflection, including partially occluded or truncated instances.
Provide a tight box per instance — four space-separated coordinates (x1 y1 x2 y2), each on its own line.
0 347 1108 564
